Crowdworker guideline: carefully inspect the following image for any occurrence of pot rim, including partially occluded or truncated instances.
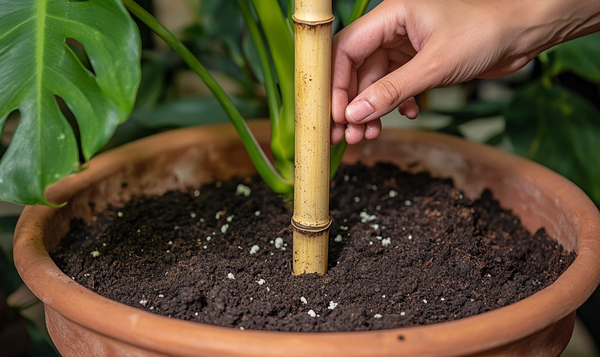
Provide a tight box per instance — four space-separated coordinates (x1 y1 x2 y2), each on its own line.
13 120 600 357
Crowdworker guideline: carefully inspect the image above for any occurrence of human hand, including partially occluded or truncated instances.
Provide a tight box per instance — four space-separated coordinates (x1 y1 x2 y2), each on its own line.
331 0 600 144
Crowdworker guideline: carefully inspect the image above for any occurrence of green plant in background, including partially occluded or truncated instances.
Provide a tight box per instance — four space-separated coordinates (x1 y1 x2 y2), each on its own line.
0 216 60 356
435 32 600 206
0 0 373 205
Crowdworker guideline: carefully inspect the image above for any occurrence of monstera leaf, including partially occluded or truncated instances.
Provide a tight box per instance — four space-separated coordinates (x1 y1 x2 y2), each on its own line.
0 0 141 205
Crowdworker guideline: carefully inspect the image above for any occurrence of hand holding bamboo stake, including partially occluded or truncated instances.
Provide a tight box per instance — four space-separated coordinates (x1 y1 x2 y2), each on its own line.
292 0 334 275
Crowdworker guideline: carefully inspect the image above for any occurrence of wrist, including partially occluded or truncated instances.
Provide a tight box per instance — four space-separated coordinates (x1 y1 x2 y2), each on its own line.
511 0 600 56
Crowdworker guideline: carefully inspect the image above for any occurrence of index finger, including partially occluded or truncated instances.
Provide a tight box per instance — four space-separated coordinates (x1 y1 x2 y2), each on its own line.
331 5 408 124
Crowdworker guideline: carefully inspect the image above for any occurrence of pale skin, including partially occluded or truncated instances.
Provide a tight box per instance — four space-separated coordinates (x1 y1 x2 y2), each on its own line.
331 0 600 145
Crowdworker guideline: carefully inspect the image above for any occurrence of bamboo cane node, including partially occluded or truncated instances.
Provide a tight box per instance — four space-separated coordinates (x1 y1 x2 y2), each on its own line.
291 217 332 233
292 15 334 26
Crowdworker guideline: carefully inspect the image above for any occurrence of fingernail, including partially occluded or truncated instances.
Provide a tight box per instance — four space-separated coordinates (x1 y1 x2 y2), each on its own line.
346 100 374 123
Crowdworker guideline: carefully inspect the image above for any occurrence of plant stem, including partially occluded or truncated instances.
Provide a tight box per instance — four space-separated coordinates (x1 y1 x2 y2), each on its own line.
239 0 295 183
330 139 347 180
249 0 296 182
237 0 281 125
348 0 371 25
330 1 370 179
292 0 334 275
122 0 292 194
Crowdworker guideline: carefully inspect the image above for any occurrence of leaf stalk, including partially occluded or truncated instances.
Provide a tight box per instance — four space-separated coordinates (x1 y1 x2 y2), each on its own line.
123 0 293 194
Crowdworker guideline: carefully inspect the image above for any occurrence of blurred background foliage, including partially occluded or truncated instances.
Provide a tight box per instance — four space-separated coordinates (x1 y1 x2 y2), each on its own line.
432 32 600 207
1 0 599 355
0 218 60 357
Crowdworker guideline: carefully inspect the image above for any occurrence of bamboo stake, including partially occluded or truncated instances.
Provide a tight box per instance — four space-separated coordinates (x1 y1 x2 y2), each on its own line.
292 0 333 275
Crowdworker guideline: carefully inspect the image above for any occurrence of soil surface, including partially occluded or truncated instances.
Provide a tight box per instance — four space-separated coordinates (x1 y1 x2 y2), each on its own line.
53 163 575 332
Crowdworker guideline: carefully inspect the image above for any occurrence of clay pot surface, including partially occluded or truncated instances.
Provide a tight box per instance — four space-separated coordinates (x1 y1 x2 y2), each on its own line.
13 120 600 357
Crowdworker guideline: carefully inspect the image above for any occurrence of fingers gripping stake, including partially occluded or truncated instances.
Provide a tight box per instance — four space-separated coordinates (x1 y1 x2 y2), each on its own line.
292 0 334 275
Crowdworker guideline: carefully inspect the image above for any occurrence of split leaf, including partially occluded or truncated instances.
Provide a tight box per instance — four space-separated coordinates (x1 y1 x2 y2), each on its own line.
0 0 141 205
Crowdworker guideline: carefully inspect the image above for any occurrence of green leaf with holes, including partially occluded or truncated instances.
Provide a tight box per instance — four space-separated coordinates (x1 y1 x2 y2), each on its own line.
0 0 141 205
505 81 600 204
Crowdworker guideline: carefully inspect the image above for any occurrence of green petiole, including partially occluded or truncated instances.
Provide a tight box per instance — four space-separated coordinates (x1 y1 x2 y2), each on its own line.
123 0 293 194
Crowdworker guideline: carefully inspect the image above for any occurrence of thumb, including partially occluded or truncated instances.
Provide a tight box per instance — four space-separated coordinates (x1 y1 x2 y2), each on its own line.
345 50 443 124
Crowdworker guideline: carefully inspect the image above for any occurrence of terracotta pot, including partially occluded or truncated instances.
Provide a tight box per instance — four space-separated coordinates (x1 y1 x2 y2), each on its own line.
13 120 600 357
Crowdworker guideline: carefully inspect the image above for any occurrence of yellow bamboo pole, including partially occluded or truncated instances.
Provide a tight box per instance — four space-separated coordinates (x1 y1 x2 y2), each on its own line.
292 0 333 275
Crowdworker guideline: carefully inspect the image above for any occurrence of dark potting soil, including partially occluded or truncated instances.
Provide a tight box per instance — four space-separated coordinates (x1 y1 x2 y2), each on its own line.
52 163 575 332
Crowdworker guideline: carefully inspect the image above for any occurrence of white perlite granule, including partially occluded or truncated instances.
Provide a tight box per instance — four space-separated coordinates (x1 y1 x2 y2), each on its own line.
359 211 377 223
236 184 251 197
307 310 316 318
249 245 260 254
227 273 235 280
274 237 284 249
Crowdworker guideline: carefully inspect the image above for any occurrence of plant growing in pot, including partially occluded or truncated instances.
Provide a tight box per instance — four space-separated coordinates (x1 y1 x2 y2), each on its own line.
2 1 600 356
